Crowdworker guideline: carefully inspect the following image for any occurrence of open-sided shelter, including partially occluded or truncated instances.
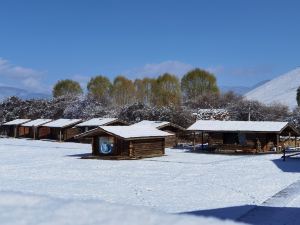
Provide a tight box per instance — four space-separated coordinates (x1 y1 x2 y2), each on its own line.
1 119 31 137
19 119 52 139
187 120 300 153
130 120 185 147
41 119 82 142
75 126 173 159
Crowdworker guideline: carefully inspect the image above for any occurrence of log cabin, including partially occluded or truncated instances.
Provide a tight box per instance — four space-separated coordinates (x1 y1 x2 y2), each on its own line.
1 119 31 137
41 119 82 142
187 120 300 153
75 118 128 143
75 126 173 159
19 119 52 139
130 120 185 148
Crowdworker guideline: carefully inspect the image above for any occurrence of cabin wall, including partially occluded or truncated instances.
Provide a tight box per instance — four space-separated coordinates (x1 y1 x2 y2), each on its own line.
165 135 176 148
38 127 51 139
91 135 164 158
132 138 164 157
18 126 30 137
159 126 181 147
64 127 81 141
92 135 129 156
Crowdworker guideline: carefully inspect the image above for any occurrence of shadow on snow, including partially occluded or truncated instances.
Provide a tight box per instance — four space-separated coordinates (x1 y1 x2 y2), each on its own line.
181 205 300 225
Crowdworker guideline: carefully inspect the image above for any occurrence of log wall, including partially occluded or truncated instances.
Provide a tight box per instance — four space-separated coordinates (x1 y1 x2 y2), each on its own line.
132 138 164 157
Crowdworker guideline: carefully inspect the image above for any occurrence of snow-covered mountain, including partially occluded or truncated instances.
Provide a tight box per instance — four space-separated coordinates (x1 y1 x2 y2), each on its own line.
0 86 50 100
244 68 300 110
221 80 269 95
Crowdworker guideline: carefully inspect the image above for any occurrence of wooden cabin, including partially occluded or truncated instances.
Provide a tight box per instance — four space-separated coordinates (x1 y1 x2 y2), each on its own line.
75 118 127 143
19 119 52 139
75 126 173 159
187 120 300 153
1 119 31 137
130 120 185 148
41 119 82 142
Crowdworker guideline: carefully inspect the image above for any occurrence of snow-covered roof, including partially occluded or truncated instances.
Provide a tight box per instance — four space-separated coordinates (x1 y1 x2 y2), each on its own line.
42 119 82 128
131 120 170 128
187 120 296 133
21 119 52 127
3 119 31 126
75 118 124 127
76 125 174 140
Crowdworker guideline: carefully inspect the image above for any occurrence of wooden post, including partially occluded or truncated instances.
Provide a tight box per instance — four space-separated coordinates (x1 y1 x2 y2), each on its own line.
276 134 280 153
201 132 204 151
288 132 291 147
59 129 62 142
193 132 196 151
129 141 133 158
283 146 286 161
33 126 36 140
162 138 165 155
295 135 297 149
14 125 17 138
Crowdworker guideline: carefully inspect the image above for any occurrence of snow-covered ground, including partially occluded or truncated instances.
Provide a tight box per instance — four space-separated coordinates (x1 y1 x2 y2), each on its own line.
0 138 300 224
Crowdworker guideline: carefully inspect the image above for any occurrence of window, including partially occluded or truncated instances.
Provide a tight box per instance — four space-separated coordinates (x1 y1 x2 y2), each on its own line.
98 136 114 154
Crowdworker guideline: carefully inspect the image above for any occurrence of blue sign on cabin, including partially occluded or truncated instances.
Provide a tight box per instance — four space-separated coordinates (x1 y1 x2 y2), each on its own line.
99 136 114 154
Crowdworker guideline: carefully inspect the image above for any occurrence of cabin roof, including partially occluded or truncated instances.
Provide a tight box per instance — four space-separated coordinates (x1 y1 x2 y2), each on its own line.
75 118 125 127
3 119 31 126
21 119 52 127
75 125 174 140
42 119 82 128
131 120 185 131
187 120 299 134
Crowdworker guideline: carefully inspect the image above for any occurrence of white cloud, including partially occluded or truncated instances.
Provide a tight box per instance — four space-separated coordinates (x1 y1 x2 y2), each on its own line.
0 57 49 92
125 60 194 78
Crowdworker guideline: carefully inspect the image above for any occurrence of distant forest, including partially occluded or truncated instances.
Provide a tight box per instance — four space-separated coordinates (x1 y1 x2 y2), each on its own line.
1 68 299 129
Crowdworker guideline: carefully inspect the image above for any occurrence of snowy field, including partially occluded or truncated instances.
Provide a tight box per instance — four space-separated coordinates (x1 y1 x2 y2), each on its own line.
0 138 300 224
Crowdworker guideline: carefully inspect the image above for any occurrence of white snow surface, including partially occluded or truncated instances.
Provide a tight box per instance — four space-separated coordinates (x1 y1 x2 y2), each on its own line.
244 68 300 110
97 125 174 139
3 119 31 125
131 120 170 128
0 192 241 225
75 118 119 127
21 119 52 127
1 138 300 225
42 119 82 128
187 120 289 132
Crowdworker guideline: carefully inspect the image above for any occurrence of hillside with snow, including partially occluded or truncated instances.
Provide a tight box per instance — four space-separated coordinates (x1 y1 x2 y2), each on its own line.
244 68 300 110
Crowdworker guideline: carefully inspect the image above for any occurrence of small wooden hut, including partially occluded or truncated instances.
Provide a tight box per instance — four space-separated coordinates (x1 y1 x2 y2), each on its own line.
19 119 52 139
1 119 31 137
41 119 82 142
75 126 173 159
130 120 185 148
187 120 300 153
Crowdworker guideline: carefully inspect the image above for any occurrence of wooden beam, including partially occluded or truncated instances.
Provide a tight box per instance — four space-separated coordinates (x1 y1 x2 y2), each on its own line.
193 132 196 151
202 132 204 151
276 134 280 152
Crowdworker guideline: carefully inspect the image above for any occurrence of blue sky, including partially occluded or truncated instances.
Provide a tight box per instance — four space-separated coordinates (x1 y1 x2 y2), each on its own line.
0 0 300 93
